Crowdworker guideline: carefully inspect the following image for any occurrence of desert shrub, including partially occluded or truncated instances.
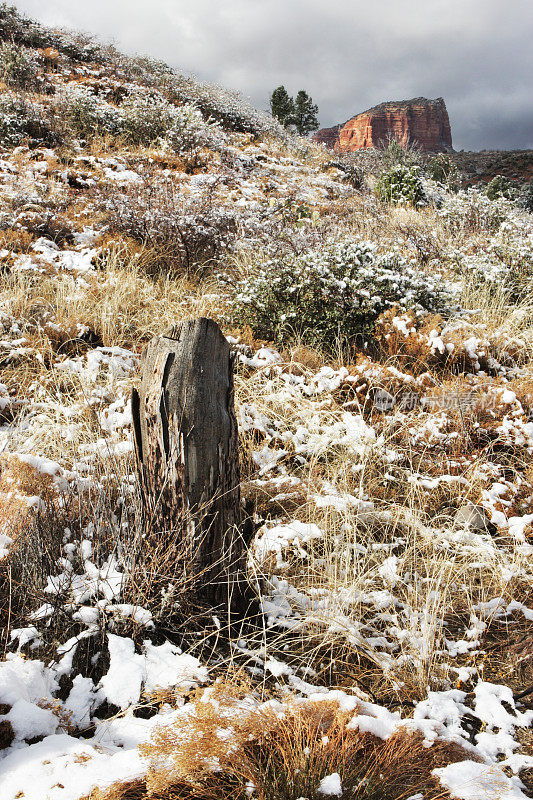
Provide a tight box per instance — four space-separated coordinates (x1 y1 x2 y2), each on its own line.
231 239 453 347
0 41 39 88
0 4 106 61
172 75 282 137
0 3 52 49
166 102 224 154
440 189 511 233
58 86 224 152
377 164 427 208
482 214 533 298
520 180 533 213
52 28 105 63
487 174 513 200
58 85 121 138
106 177 237 274
119 91 176 144
122 55 175 87
426 153 458 189
375 135 425 170
0 92 57 146
324 156 364 189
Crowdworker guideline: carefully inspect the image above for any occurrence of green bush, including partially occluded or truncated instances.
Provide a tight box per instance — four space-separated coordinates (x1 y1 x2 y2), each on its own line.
486 174 513 200
231 239 452 347
377 164 427 208
0 41 39 88
426 153 458 189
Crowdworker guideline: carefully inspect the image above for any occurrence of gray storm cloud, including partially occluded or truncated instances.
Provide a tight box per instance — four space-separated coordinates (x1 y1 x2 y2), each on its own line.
15 0 533 150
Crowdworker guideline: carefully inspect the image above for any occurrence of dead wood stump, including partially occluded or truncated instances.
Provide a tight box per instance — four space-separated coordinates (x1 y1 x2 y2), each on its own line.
132 318 250 612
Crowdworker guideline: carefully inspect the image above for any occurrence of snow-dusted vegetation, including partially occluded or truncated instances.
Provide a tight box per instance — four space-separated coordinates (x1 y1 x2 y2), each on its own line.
0 6 531 799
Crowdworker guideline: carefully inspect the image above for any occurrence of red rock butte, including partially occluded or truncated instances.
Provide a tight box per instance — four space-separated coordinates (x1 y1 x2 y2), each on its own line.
314 97 453 153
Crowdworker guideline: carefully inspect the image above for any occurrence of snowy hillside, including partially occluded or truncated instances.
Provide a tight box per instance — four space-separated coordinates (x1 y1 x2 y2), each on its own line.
0 5 531 799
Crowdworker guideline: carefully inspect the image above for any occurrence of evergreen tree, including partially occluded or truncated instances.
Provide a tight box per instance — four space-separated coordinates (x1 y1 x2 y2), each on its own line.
292 90 319 135
270 86 295 127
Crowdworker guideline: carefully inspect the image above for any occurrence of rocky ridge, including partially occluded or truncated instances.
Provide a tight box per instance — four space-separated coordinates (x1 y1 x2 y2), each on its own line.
315 97 453 153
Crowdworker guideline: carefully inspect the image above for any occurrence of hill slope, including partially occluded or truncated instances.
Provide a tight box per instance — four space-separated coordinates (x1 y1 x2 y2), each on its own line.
0 6 531 800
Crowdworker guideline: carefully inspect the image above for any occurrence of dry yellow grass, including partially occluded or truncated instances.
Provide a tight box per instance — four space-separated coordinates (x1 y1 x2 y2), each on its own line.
83 683 471 800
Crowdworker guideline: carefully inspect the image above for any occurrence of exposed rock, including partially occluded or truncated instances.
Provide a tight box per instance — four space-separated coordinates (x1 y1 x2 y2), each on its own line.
314 97 453 153
454 503 493 533
313 124 341 149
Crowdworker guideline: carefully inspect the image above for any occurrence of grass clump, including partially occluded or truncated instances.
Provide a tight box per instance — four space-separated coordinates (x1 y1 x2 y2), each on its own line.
85 687 471 800
426 153 458 190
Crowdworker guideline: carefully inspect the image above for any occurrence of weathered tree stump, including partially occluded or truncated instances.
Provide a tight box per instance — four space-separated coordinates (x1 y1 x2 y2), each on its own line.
132 318 250 611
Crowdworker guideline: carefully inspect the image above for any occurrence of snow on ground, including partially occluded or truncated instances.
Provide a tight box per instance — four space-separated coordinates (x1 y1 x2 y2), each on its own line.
0 15 531 799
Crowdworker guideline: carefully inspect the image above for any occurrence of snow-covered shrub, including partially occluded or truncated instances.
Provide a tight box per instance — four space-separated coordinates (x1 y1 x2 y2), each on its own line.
0 4 106 61
53 28 105 63
440 189 511 233
172 75 282 137
112 54 176 88
120 91 176 144
0 93 56 146
0 41 39 88
232 239 453 347
58 86 224 151
106 177 237 274
522 180 533 213
490 214 533 271
58 85 120 138
377 164 427 208
137 686 472 800
0 4 52 49
375 308 530 376
426 153 458 189
323 156 364 189
486 174 513 200
166 102 224 154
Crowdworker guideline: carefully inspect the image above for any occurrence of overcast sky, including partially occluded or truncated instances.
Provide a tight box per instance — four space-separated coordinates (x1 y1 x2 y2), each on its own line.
15 0 533 150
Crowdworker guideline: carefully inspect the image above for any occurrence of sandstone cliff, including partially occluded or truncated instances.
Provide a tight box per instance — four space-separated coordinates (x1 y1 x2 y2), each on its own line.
315 97 453 153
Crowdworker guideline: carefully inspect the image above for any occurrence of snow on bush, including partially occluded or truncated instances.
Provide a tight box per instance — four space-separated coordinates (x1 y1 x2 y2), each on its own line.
449 205 533 295
166 102 224 154
232 239 454 346
440 189 512 233
58 85 121 138
172 74 282 137
0 92 55 146
119 91 178 144
107 176 237 273
377 164 428 208
58 86 225 152
0 41 40 89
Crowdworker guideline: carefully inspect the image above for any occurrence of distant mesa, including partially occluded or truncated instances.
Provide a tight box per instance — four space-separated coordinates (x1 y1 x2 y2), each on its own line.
314 97 453 153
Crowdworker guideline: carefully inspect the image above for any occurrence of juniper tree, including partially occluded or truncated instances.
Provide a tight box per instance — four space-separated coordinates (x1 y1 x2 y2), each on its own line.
270 85 295 127
292 90 319 135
